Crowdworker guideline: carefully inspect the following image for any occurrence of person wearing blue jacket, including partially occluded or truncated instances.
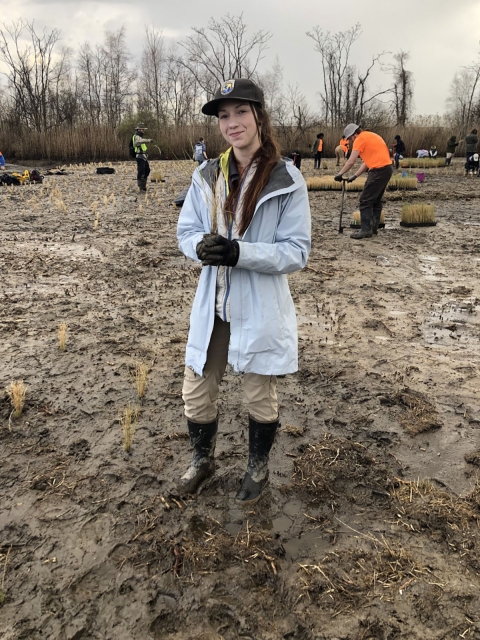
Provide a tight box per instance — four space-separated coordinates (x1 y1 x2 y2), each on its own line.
176 78 311 504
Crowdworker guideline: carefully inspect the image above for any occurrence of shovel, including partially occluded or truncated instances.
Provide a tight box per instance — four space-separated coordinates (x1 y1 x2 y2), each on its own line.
338 178 347 233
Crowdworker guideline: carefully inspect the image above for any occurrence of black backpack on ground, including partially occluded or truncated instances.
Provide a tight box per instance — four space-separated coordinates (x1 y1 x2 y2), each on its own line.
0 173 21 186
129 135 136 159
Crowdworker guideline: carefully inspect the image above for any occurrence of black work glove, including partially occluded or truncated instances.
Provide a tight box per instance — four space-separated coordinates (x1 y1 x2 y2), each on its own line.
347 175 357 183
196 234 239 267
333 174 343 182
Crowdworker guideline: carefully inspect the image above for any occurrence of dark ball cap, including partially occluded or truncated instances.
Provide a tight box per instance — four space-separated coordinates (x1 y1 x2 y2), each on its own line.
202 78 264 117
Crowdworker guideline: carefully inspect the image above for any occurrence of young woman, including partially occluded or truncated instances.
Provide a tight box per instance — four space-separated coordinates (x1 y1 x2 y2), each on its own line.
176 78 311 504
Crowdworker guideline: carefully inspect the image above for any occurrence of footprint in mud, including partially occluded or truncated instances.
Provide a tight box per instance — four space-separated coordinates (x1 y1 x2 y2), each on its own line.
67 438 91 461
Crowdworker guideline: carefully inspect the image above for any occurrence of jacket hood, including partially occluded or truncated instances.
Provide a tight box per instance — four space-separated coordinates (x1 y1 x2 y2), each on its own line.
194 151 302 203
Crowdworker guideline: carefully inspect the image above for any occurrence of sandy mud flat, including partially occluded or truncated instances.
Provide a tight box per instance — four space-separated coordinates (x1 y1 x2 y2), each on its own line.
1 158 479 639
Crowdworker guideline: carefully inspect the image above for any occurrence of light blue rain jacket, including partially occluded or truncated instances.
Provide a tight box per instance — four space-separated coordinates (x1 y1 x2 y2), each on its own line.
177 155 311 376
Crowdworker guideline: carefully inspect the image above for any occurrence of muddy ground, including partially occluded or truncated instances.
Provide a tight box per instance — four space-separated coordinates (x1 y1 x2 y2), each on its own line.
0 157 479 640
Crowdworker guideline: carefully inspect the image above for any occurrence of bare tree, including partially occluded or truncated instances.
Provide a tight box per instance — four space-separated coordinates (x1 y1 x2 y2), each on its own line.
138 28 166 123
77 28 134 127
446 67 480 136
306 24 390 126
102 28 134 127
0 20 63 131
179 14 271 97
390 51 414 126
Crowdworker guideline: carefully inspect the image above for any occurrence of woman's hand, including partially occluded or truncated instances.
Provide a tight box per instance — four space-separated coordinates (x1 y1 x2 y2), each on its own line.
196 234 239 267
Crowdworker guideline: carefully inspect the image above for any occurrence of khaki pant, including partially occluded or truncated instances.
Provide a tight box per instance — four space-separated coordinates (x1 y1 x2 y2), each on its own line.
335 146 344 166
182 317 278 424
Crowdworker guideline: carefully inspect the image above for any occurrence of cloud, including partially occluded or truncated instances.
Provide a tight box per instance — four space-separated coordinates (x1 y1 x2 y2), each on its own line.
2 0 480 116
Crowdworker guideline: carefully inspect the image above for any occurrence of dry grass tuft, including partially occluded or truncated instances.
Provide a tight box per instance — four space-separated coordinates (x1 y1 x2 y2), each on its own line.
388 175 418 191
382 387 442 434
120 404 139 452
283 423 305 437
5 380 27 420
134 362 148 398
306 176 366 191
401 204 435 224
150 170 165 182
58 322 68 350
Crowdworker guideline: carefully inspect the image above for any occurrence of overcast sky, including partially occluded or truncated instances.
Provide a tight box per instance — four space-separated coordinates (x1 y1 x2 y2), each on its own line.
2 0 480 117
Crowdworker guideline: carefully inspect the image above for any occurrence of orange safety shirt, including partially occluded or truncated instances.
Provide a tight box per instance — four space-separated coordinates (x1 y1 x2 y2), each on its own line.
340 138 348 154
352 131 391 169
317 139 323 152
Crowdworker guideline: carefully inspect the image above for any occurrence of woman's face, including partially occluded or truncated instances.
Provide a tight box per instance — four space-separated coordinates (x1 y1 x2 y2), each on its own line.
217 100 261 158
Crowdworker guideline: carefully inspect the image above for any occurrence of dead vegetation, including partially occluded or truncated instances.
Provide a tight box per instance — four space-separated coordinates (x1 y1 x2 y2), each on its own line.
180 517 283 578
290 433 393 505
380 387 442 435
297 537 426 609
391 477 480 536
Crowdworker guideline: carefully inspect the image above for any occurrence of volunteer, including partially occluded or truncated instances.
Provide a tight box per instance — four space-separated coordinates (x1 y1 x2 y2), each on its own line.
392 134 406 169
334 123 392 240
132 123 152 191
312 132 324 170
177 78 311 504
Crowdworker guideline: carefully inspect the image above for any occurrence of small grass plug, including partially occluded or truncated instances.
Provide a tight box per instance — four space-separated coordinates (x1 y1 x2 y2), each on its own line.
5 380 26 421
134 362 148 398
120 404 139 453
58 322 68 350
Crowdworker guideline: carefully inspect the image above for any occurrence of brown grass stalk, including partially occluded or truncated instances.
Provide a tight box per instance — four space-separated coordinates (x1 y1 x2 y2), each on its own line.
58 322 68 350
120 404 139 453
134 362 148 398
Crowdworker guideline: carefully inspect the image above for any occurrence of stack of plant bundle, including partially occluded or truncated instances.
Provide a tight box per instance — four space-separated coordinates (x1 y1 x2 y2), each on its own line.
400 204 436 227
306 175 366 191
351 210 385 229
388 175 418 191
400 158 445 169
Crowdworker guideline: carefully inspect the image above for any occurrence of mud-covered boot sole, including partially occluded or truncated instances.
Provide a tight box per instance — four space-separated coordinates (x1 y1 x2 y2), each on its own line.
235 471 269 505
177 459 215 495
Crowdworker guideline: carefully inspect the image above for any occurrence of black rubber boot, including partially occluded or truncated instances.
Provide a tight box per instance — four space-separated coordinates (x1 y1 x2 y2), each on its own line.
372 208 382 235
236 416 279 504
137 179 147 192
350 207 373 239
177 418 217 494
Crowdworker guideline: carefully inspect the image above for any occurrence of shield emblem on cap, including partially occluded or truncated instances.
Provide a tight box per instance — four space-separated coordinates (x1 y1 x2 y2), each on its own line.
220 80 235 95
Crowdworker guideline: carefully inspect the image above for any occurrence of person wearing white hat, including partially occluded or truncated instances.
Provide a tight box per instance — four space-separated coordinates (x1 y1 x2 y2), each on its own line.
334 124 392 239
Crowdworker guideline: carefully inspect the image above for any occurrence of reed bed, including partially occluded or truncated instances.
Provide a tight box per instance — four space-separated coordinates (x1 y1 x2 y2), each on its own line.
401 204 436 224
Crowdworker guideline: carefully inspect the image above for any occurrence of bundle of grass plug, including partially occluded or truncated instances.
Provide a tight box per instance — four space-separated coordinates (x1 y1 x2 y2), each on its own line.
150 170 165 182
306 176 366 191
388 175 418 191
351 210 385 228
400 204 436 227
400 158 445 169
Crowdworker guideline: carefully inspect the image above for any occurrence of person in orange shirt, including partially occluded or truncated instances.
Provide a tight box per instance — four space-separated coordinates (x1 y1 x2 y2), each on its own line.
311 133 324 169
335 136 349 166
334 123 392 240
